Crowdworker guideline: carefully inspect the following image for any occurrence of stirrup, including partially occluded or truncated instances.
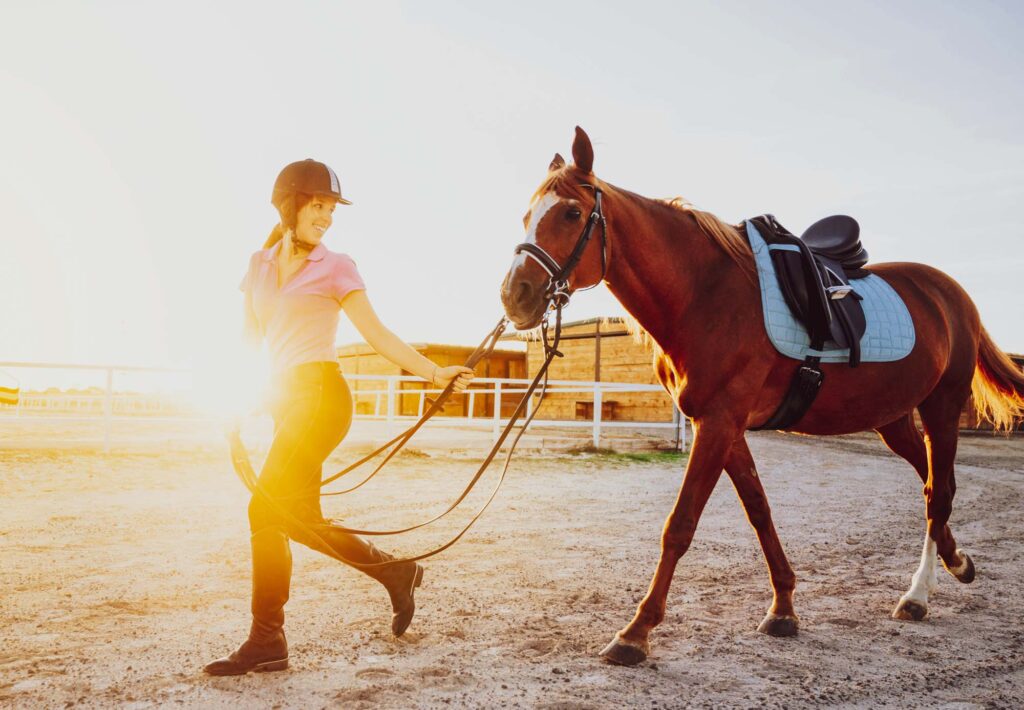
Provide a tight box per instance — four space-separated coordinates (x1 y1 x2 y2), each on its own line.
827 284 853 300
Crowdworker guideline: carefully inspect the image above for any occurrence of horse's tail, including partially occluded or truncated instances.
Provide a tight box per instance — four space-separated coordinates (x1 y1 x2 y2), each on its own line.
972 327 1024 432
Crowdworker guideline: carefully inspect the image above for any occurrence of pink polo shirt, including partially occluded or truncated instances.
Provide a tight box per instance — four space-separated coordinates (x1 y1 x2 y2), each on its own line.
240 241 366 374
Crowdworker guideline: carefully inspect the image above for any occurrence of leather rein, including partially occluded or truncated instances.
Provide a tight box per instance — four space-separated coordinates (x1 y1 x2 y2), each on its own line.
227 188 608 568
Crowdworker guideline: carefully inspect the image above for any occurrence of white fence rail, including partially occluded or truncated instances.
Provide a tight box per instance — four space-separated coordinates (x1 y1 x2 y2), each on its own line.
345 374 686 449
0 363 687 452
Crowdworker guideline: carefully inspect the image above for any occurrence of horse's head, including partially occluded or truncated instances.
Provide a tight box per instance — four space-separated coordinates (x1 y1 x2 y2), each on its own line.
500 126 608 330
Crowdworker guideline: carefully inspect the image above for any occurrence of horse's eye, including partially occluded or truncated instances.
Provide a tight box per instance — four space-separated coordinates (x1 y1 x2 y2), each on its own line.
566 208 582 221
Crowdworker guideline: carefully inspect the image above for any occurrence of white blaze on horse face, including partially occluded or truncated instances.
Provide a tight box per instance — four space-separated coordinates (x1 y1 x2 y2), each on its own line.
510 191 562 277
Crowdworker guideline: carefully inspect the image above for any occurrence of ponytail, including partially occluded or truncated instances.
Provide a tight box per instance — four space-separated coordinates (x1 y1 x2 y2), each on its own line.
263 223 284 249
263 191 313 249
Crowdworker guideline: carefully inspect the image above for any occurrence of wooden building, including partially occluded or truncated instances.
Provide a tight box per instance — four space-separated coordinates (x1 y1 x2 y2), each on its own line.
336 343 527 418
516 317 676 423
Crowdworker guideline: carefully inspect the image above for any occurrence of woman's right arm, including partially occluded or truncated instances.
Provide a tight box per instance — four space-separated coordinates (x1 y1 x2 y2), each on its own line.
343 290 473 392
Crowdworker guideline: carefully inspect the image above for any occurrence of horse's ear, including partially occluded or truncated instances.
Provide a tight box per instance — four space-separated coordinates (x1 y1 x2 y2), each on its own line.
548 153 566 172
572 126 594 174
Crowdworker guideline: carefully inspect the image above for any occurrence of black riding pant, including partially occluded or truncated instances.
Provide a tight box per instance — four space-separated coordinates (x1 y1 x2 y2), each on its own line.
247 361 352 537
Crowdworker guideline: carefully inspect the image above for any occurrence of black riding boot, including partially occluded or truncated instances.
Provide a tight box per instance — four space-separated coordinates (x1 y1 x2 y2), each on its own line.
204 527 292 676
319 527 424 637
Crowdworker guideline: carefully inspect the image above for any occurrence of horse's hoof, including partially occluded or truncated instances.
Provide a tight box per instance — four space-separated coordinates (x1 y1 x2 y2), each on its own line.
599 635 649 666
892 598 928 621
945 549 975 584
757 613 799 637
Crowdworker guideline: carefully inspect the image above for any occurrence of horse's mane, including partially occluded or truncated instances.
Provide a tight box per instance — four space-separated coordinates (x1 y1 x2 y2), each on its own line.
530 169 593 205
659 197 756 282
534 169 755 282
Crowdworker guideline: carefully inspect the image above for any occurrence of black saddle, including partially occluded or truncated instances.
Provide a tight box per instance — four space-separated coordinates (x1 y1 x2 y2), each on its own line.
750 214 869 367
801 215 868 269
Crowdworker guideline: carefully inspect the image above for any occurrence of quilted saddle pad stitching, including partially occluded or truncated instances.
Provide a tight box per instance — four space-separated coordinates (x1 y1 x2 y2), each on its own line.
745 220 915 364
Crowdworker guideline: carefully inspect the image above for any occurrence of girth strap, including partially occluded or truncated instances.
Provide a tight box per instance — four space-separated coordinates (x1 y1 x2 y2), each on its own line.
750 357 824 431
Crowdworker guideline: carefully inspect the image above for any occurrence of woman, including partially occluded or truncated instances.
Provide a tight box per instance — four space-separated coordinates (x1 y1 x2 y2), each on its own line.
204 159 473 676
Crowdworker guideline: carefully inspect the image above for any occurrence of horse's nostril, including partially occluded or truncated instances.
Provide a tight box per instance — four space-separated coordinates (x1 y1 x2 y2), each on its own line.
514 280 533 306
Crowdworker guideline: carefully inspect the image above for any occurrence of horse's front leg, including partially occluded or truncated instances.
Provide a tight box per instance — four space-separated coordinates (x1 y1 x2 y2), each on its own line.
600 420 736 666
723 436 798 636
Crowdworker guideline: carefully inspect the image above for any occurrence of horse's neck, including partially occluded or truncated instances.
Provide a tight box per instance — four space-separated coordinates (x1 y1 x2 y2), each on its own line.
603 194 749 358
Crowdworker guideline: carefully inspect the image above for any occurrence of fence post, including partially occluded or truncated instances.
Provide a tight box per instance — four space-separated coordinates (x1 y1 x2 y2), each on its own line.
673 406 688 451
592 382 602 449
103 368 113 452
492 382 502 441
467 390 475 420
672 406 681 451
386 377 396 436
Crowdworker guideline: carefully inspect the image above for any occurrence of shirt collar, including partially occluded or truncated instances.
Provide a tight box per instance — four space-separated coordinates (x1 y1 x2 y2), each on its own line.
262 241 327 262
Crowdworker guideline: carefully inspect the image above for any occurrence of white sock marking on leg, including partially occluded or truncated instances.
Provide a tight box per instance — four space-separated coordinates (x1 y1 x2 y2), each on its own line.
902 534 937 606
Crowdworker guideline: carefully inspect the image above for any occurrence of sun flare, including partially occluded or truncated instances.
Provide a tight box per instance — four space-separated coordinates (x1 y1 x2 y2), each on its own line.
187 344 271 420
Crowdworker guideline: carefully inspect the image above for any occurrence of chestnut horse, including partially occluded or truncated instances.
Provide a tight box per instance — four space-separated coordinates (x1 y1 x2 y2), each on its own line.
500 127 1024 666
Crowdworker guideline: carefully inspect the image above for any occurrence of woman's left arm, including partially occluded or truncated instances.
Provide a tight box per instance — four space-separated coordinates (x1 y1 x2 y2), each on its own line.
343 291 474 392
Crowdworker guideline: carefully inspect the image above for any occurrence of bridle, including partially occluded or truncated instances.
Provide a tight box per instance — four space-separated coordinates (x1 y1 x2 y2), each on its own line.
513 188 608 308
226 187 610 569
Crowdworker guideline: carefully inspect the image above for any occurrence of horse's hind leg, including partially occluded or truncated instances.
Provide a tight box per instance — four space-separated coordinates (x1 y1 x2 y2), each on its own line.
881 398 976 621
876 414 928 485
723 437 798 636
876 415 939 620
916 391 976 586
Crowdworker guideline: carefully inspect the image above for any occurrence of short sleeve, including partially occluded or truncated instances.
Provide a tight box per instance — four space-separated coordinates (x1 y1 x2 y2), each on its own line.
332 254 366 304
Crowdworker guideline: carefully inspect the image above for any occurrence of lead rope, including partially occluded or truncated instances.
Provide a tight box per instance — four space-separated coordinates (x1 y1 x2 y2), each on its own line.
228 187 603 567
227 303 566 567
316 315 508 495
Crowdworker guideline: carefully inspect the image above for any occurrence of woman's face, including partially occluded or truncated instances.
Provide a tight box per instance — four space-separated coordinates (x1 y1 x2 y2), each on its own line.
293 196 338 246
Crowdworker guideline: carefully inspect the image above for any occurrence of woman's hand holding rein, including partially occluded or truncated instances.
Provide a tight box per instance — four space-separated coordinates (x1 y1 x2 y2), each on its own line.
432 365 475 393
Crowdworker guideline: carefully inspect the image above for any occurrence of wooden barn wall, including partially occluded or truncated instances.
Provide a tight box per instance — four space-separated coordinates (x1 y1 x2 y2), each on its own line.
337 344 526 418
525 321 676 422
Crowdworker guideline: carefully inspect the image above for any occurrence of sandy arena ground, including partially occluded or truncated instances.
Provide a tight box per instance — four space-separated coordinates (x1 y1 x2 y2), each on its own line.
1 422 1023 708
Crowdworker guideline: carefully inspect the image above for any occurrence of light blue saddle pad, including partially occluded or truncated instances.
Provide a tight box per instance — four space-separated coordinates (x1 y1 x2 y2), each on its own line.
745 220 915 363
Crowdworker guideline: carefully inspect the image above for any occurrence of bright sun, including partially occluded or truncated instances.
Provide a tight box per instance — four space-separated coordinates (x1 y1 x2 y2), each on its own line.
188 343 270 420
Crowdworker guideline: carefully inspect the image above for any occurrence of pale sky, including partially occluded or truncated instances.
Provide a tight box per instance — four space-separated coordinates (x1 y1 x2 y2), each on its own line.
2 1 1022 389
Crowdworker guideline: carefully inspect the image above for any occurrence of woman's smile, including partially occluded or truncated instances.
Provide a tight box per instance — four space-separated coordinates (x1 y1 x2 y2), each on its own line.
294 198 336 245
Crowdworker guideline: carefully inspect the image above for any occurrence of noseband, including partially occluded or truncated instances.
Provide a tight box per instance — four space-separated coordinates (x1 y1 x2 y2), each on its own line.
513 189 607 307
